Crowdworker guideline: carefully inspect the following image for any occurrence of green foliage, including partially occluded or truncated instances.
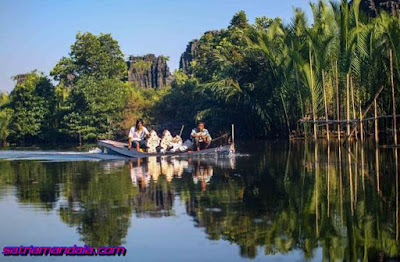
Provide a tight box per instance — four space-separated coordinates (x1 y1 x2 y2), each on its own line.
50 32 126 85
121 86 169 132
7 72 56 143
131 60 152 72
62 77 128 141
167 4 400 138
229 10 249 29
254 16 273 30
0 109 12 145
50 32 129 144
165 14 291 137
0 92 9 106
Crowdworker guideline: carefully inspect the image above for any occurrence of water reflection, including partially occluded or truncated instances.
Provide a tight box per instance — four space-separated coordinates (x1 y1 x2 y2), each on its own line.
0 142 399 260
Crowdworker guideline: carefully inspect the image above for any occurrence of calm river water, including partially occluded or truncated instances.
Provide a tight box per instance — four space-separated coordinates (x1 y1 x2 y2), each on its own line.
0 141 399 261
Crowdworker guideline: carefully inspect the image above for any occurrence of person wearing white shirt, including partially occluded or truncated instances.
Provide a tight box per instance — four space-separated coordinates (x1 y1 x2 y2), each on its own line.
128 119 150 151
191 122 212 151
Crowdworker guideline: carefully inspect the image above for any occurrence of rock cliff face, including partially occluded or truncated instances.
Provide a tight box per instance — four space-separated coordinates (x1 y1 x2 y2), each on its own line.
360 0 400 17
127 54 172 88
179 40 198 74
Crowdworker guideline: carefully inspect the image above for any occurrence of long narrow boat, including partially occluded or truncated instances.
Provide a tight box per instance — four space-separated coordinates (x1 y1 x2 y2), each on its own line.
98 139 233 158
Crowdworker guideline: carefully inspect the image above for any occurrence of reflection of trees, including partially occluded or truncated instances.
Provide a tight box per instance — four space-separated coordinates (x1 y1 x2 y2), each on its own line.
0 161 61 210
0 161 136 247
1 143 399 260
59 163 136 247
180 141 400 260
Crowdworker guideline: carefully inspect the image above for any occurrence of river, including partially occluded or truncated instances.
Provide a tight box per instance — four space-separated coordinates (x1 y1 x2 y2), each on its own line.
0 141 398 261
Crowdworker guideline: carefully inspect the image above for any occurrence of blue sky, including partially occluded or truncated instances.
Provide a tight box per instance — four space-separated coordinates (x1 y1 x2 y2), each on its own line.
0 0 316 92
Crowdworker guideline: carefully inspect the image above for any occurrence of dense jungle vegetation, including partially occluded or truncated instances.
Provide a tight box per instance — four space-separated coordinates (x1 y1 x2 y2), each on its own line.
1 0 400 145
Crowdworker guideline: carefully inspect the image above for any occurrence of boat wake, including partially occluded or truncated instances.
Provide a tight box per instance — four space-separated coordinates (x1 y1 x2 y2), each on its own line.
0 146 248 162
0 148 128 162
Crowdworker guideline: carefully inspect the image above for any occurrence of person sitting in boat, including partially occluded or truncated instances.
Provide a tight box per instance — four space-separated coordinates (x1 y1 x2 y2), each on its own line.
191 122 212 151
128 119 150 151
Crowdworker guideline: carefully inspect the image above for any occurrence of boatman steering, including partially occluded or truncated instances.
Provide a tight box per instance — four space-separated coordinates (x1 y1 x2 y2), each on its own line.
191 122 212 151
128 119 150 151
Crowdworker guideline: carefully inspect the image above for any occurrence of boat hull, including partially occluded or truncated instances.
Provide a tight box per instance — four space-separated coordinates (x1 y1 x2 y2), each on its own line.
98 140 232 158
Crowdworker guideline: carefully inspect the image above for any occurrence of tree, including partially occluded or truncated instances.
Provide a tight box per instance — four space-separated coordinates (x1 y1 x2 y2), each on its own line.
62 77 128 142
254 16 274 30
7 71 56 144
51 32 126 86
229 10 249 29
51 32 129 143
0 109 12 146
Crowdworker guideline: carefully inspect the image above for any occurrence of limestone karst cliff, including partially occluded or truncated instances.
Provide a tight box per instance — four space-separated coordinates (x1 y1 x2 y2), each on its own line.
359 0 399 16
127 54 172 88
179 40 198 74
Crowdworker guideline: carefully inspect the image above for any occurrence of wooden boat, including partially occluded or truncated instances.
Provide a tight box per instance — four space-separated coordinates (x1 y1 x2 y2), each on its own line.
98 139 233 158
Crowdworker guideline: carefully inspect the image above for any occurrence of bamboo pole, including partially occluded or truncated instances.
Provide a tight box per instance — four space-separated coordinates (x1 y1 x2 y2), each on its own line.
396 148 399 240
315 144 319 237
231 124 235 144
309 48 317 140
359 100 364 142
344 85 385 143
374 98 379 144
322 70 330 141
179 125 185 137
327 143 330 217
348 148 354 215
339 145 343 223
336 61 341 142
355 142 358 204
375 146 380 194
361 145 365 191
346 74 351 139
390 49 398 146
351 77 358 139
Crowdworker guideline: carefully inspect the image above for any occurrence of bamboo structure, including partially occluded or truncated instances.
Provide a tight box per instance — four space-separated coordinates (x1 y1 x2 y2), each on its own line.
375 146 380 194
374 98 379 144
359 100 364 142
339 145 343 223
294 63 397 145
231 124 235 144
314 144 319 236
361 144 365 191
351 77 358 139
309 48 317 140
390 49 398 146
396 147 399 240
327 143 330 217
336 61 340 142
344 85 385 142
348 148 354 215
179 125 185 137
300 114 399 125
322 70 329 141
346 74 351 138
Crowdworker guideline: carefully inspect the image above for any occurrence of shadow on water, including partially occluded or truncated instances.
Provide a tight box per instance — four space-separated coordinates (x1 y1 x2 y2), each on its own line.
0 140 399 260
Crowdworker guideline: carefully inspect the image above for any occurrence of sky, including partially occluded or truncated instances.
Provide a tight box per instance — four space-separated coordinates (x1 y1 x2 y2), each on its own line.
0 0 315 92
